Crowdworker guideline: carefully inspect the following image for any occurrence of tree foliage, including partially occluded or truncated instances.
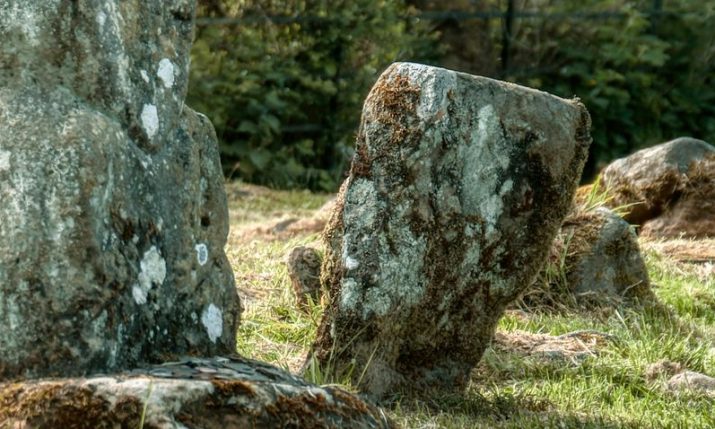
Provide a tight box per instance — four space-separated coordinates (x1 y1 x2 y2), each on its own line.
188 0 437 190
189 0 715 189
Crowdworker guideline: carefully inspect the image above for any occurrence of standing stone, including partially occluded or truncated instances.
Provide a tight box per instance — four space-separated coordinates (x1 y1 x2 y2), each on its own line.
0 1 239 378
309 62 591 397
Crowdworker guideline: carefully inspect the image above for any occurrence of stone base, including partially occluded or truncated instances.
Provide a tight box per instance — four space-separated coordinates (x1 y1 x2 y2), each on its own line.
0 356 394 429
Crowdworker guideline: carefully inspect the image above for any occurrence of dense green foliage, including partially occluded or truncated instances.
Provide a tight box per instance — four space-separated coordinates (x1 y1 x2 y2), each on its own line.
189 0 715 189
503 1 715 177
188 0 437 190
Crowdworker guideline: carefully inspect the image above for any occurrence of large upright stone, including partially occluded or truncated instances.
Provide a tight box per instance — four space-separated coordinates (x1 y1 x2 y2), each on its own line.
0 1 240 378
309 63 591 397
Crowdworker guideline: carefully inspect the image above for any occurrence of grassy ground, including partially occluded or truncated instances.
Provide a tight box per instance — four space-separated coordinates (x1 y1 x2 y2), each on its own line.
225 180 715 429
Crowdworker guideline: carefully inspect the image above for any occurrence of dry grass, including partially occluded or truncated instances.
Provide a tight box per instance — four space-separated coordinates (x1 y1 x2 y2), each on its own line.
225 180 715 428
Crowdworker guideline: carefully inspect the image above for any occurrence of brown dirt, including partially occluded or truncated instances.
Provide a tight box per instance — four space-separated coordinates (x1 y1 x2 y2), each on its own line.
231 198 336 243
639 238 715 263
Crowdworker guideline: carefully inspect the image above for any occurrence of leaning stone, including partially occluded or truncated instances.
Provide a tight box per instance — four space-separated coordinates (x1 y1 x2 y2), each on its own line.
0 356 395 429
0 1 239 378
601 137 715 227
308 62 591 398
287 246 323 310
560 207 651 300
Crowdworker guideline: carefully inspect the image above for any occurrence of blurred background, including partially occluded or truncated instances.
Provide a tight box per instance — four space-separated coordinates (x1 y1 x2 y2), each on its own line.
188 0 715 191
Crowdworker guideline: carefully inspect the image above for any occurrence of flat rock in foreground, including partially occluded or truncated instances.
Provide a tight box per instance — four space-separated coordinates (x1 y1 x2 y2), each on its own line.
0 356 394 429
310 62 591 398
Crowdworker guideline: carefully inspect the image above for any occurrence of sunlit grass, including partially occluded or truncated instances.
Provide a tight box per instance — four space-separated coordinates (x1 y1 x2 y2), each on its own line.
226 182 715 428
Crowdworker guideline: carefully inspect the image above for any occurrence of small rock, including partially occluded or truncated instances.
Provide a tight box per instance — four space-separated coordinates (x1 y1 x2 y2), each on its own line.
562 207 651 300
667 370 715 396
287 246 323 310
601 137 715 238
644 359 685 381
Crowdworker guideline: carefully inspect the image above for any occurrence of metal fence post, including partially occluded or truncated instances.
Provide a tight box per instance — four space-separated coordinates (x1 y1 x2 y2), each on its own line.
501 0 516 76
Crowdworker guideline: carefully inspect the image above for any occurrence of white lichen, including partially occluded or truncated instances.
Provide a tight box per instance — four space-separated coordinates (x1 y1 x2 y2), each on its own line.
133 246 166 305
96 11 106 28
195 243 208 266
132 284 147 305
393 63 456 123
343 178 379 229
201 304 223 343
5 4 41 46
0 150 11 172
140 69 150 83
140 104 159 139
345 256 360 270
157 58 175 88
339 195 427 318
339 278 360 310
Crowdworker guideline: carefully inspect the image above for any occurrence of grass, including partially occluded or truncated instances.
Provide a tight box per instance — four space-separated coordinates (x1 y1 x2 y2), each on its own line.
225 179 715 428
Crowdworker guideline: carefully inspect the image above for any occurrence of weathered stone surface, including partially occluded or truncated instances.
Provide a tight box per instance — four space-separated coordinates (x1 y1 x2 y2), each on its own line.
601 137 715 234
309 62 591 397
560 208 651 299
0 356 394 429
0 1 239 378
287 246 323 311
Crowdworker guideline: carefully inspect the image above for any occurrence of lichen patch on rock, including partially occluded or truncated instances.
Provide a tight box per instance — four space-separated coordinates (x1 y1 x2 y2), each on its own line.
140 103 159 139
157 58 175 88
201 303 223 343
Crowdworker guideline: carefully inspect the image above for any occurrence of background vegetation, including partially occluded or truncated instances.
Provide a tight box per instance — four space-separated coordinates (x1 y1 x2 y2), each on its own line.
188 0 715 190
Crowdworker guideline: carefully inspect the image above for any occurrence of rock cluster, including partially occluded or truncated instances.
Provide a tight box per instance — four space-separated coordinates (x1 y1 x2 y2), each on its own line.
309 62 591 398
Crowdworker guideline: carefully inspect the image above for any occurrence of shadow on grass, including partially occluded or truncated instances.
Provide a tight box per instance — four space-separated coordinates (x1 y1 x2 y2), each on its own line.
390 389 636 428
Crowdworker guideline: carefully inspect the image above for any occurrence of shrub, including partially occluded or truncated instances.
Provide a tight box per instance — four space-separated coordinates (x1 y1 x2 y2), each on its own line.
188 0 438 190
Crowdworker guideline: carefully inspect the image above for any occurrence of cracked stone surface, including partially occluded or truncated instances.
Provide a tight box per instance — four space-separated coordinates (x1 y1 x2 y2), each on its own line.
309 62 591 398
0 0 240 379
